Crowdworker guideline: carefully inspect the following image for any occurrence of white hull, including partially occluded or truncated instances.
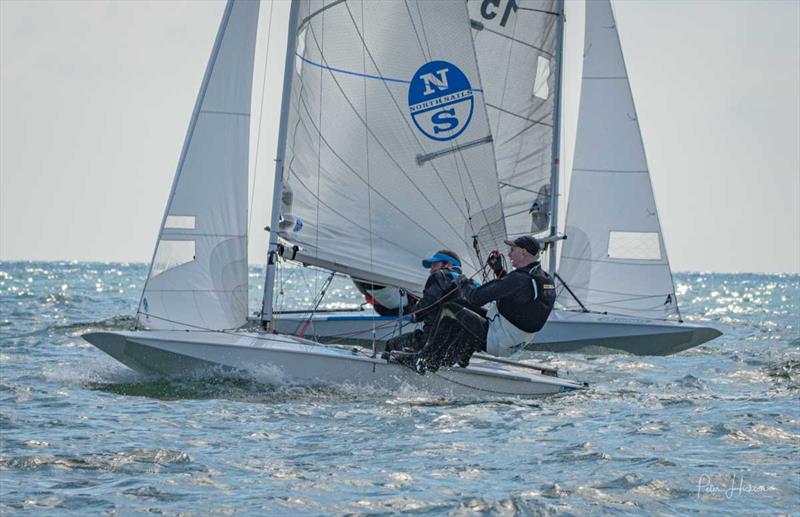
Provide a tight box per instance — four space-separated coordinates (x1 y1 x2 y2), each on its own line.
272 309 721 356
82 331 585 398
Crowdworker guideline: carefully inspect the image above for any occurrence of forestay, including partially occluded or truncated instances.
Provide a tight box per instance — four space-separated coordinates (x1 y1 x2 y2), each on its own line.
558 0 679 320
137 0 260 330
468 0 561 241
278 0 507 291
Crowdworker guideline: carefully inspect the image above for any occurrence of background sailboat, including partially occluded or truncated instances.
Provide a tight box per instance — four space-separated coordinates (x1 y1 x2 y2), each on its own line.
274 0 720 355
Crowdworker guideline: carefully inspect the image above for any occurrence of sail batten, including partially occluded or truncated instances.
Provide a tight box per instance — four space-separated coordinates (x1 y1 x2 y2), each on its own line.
558 0 679 320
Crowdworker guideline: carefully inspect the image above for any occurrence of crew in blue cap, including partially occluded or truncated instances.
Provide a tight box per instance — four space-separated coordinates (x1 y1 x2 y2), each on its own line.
395 236 558 374
384 249 475 356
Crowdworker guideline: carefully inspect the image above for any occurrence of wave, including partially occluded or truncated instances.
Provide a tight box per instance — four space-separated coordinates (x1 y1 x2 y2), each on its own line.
2 315 137 341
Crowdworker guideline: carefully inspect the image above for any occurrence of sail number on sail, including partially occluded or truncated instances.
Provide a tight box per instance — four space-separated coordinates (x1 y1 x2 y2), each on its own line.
480 0 518 28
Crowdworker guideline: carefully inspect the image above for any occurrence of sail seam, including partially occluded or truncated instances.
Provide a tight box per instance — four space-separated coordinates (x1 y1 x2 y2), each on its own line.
561 255 668 266
160 232 245 238
584 76 628 80
198 109 250 117
573 168 648 174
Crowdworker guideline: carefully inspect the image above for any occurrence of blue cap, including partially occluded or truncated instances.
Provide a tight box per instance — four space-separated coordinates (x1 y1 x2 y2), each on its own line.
422 252 461 269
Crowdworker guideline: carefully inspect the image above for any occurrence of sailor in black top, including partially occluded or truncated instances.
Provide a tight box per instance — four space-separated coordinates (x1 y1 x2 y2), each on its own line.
411 236 556 372
384 250 474 355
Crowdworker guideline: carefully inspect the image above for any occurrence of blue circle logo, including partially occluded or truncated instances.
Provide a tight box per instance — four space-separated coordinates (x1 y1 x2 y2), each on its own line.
408 60 474 141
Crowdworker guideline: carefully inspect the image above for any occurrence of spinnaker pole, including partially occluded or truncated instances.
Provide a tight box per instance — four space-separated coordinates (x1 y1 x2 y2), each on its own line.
547 0 566 274
261 0 300 329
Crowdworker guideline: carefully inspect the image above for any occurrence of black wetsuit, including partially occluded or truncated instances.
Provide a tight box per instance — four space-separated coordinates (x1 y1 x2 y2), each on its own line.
462 262 556 333
414 262 556 371
385 267 471 353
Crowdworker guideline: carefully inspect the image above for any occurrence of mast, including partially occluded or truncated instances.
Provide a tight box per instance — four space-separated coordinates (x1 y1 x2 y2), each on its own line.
547 0 565 274
261 0 300 329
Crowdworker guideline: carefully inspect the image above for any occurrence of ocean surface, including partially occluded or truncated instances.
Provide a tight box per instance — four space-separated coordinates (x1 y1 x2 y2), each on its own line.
0 261 797 515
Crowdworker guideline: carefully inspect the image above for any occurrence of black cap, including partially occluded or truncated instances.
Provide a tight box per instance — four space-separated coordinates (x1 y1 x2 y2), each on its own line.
503 235 541 256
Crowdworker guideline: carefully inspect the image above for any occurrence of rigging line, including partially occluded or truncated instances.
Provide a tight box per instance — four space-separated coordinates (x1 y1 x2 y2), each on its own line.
478 24 554 57
501 162 549 184
412 0 433 62
293 97 459 251
294 54 409 85
457 147 506 249
296 0 346 33
314 9 326 317
498 181 538 193
486 103 553 127
503 207 537 218
249 0 276 235
517 6 560 16
304 19 471 234
500 115 554 145
337 5 475 224
361 1 377 349
403 0 430 62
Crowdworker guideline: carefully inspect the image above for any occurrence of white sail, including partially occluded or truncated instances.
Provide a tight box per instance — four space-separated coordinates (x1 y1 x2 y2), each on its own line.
557 0 679 320
137 0 260 330
277 0 507 291
468 0 561 242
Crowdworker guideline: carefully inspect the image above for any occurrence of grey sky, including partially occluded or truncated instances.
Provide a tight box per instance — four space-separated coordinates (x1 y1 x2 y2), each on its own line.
1 0 798 273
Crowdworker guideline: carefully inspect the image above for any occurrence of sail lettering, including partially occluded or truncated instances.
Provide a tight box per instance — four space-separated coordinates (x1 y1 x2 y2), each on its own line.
408 60 474 141
420 68 450 95
432 109 459 134
480 0 518 28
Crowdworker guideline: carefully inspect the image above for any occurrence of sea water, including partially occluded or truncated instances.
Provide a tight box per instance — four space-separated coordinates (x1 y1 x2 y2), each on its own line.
0 262 797 515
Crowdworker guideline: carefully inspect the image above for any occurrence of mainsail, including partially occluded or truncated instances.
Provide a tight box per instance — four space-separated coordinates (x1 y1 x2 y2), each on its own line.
137 0 260 330
558 0 679 319
468 0 561 243
277 0 507 292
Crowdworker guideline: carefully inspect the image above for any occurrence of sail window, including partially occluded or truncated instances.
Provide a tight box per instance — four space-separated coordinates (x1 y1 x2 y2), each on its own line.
295 28 306 76
165 215 195 230
607 231 661 260
152 240 196 277
533 56 550 100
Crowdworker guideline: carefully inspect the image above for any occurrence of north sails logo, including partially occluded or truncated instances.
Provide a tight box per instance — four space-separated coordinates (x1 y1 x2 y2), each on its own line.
408 60 474 141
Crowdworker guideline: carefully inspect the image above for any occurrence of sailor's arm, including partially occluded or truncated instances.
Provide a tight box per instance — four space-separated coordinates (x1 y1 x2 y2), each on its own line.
461 272 528 308
411 272 450 322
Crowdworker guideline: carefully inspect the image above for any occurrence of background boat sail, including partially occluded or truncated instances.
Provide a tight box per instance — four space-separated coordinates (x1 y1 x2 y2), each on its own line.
83 0 585 397
274 0 720 355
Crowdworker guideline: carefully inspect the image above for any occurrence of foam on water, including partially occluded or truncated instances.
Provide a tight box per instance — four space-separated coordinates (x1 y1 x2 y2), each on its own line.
1 262 798 515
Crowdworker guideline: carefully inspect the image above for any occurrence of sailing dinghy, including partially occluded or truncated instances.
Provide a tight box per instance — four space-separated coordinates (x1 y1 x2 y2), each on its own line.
83 0 587 397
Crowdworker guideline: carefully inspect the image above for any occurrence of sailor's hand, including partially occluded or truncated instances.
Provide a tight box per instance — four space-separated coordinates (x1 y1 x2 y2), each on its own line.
486 251 506 278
